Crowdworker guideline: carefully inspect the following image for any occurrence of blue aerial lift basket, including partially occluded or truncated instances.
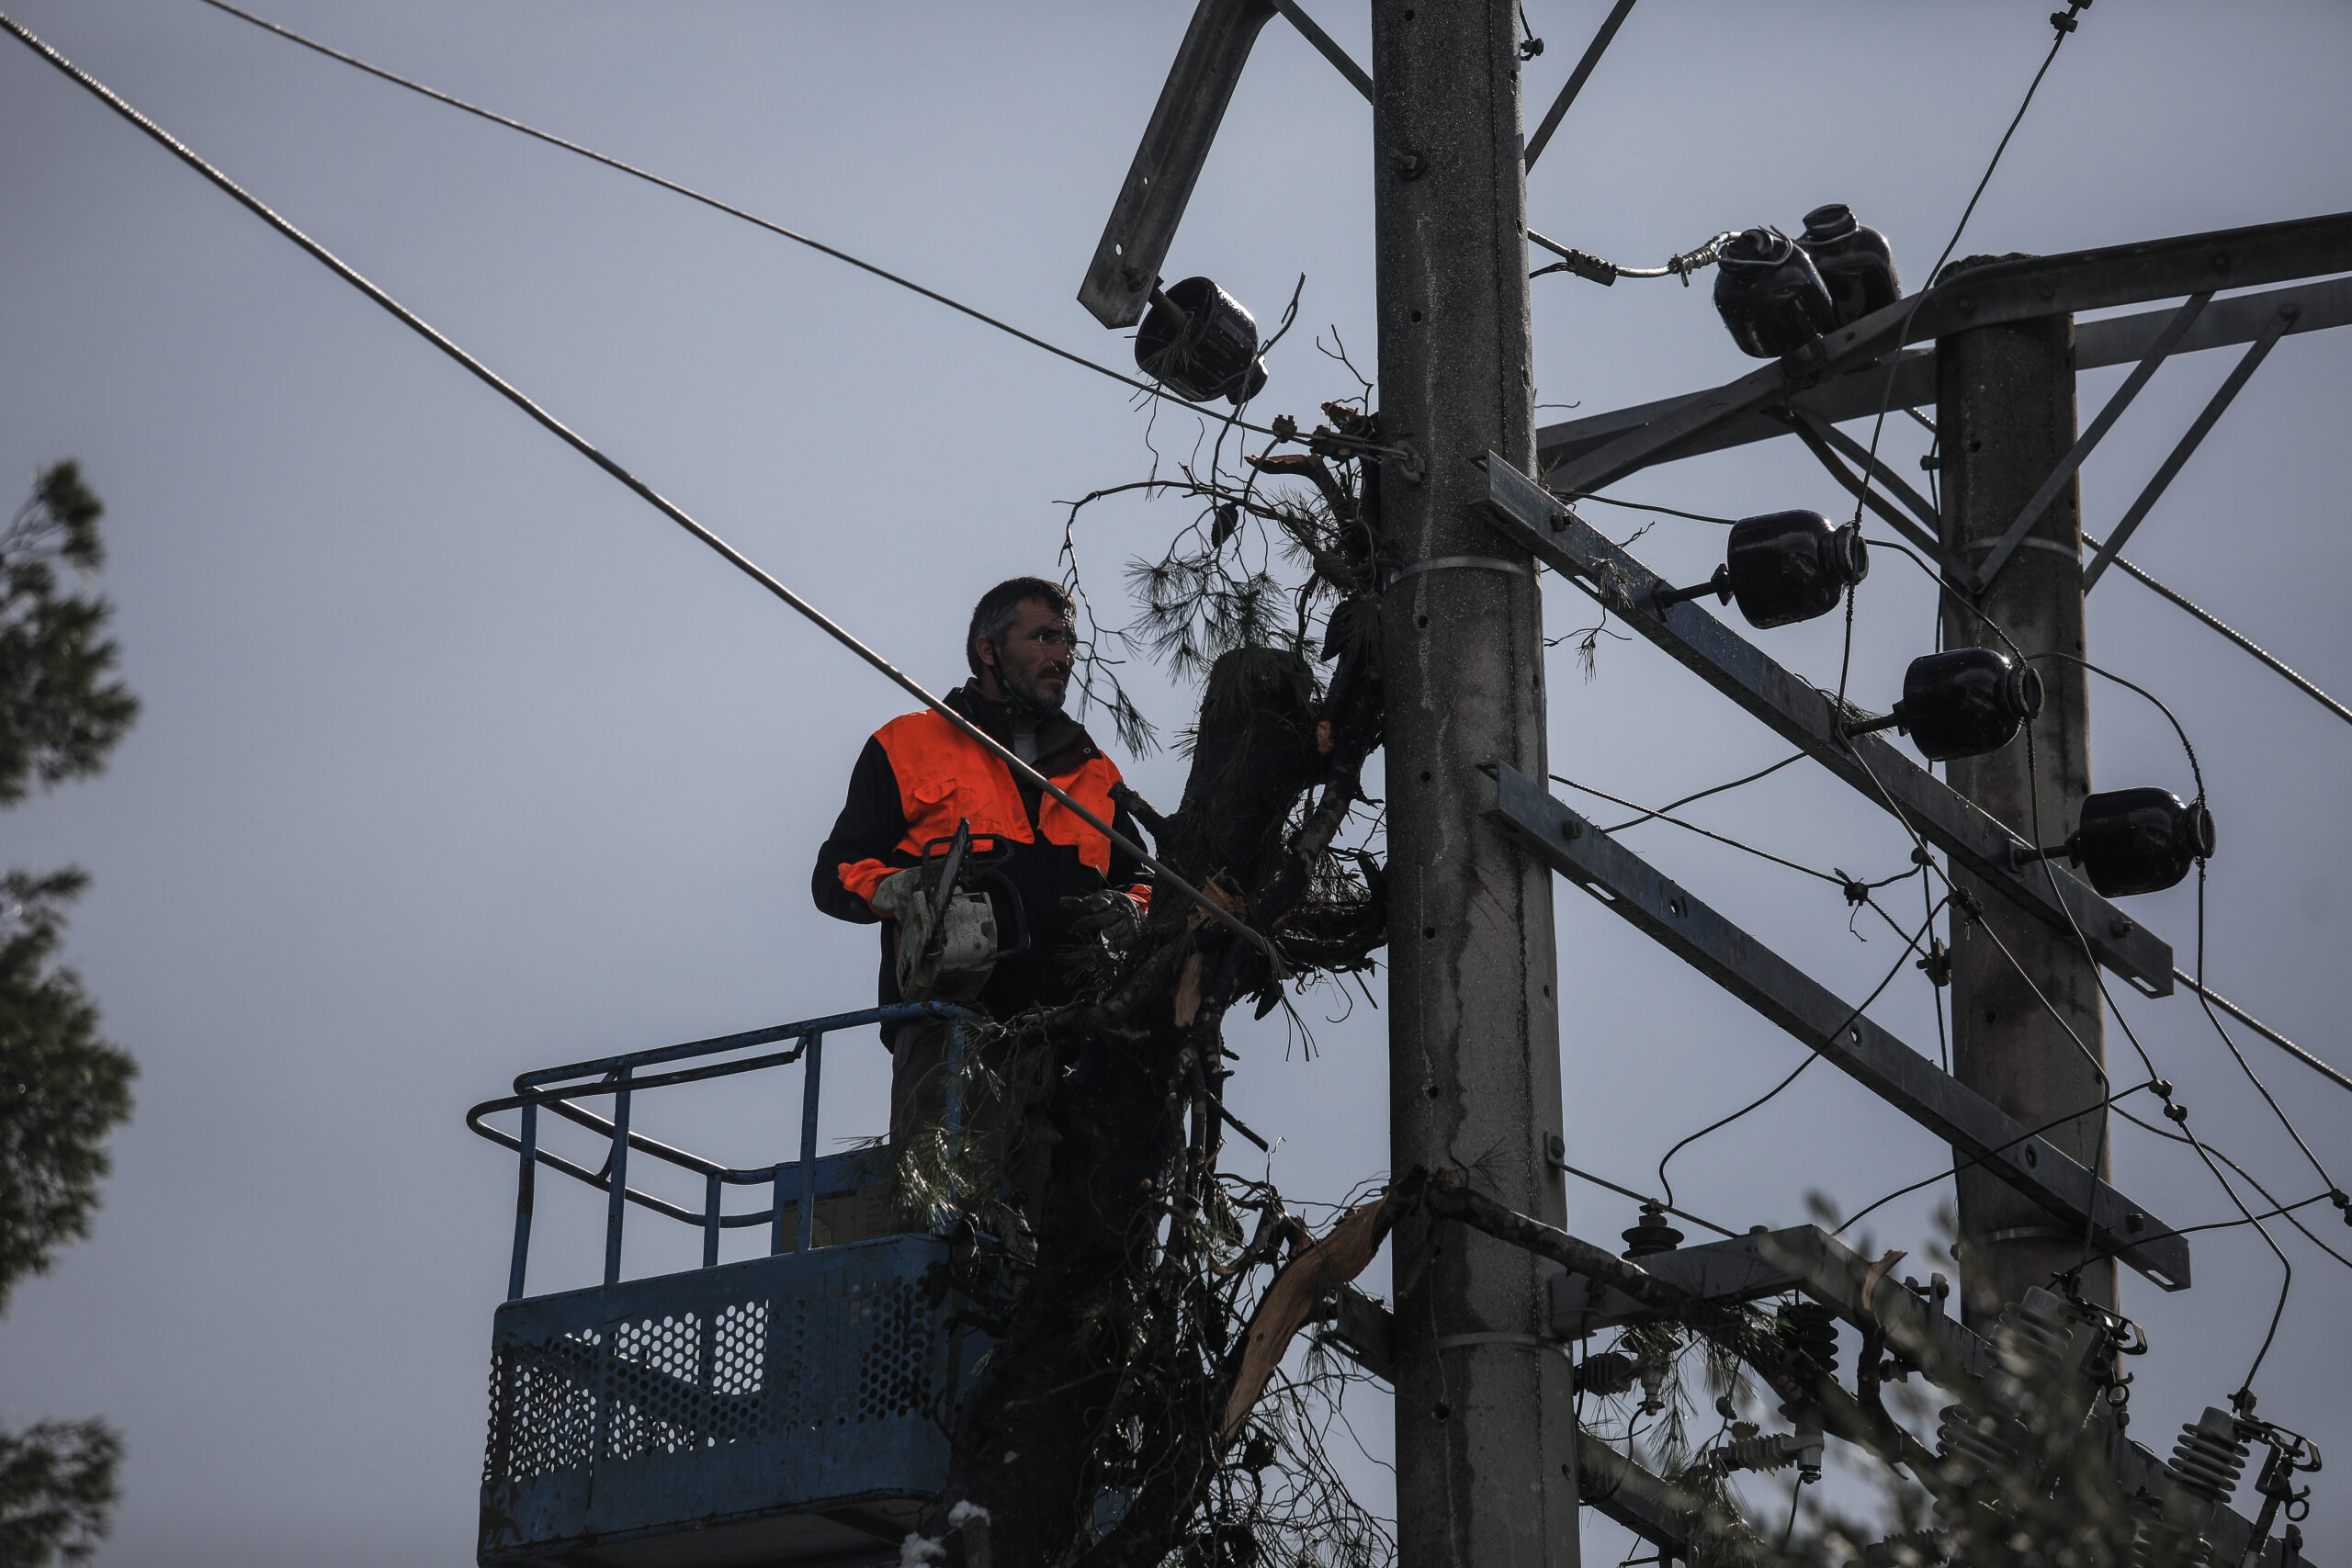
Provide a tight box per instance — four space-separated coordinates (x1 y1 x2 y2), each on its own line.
468 1004 985 1567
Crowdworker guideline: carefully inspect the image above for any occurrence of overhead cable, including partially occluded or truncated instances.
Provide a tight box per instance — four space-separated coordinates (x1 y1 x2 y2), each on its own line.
185 0 1381 459
1837 6 2082 555
2170 971 2352 1098
0 11 1281 968
2118 1106 2352 1270
1528 227 1735 288
2085 532 2352 732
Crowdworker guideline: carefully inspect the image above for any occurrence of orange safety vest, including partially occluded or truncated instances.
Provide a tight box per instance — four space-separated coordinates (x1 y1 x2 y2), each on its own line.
834 708 1127 909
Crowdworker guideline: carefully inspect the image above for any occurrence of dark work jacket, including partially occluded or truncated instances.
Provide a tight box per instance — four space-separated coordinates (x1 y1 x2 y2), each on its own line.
810 682 1149 1042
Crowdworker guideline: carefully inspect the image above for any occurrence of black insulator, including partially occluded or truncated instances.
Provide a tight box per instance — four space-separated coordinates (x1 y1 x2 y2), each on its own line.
1621 1201 1685 1259
1713 227 1837 358
1652 512 1867 627
1794 204 1902 328
2169 1406 2250 1506
1851 649 2042 761
2064 788 2215 897
1573 1349 1637 1397
1713 1431 1798 1475
1776 1301 1838 1381
1724 510 1868 627
1135 276 1268 405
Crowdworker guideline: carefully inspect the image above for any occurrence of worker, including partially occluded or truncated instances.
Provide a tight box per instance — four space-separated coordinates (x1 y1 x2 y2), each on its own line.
812 576 1152 1164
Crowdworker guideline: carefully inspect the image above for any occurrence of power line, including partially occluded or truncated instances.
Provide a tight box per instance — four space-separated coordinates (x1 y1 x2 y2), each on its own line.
1652 894 1946 1209
1595 751 1806 829
1831 1081 2159 1243
2086 532 2352 732
1548 1156 1737 1241
2117 1105 2352 1271
1864 522 2352 738
0 9 1283 969
185 0 1385 459
2171 970 2352 1099
1838 9 2083 548
1551 773 1848 887
1575 492 1740 526
2025 651 2345 1198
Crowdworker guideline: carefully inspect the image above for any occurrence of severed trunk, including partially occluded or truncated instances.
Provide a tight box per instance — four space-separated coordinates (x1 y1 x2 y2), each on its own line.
922 599 1385 1567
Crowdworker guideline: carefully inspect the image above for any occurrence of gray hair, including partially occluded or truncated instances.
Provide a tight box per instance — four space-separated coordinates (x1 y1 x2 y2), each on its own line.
966 576 1073 679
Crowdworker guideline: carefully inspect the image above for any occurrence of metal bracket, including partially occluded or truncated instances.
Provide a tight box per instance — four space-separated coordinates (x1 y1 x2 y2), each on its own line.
2083 303 2300 591
1545 1224 1997 1387
1312 1282 1396 1381
1386 553 1536 588
1078 0 1280 330
1971 291 2211 591
1480 453 2177 996
1487 762 2190 1290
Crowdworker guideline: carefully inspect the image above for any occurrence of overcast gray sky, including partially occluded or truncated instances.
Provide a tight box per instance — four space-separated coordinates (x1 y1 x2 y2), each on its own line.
3 3 2348 1563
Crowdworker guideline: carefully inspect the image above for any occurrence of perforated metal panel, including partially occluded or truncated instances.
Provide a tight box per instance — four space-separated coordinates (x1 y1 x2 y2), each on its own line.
480 1235 981 1568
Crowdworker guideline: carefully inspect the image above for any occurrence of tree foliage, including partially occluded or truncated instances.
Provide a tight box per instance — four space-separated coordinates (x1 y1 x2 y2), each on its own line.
0 461 136 1566
0 1420 122 1567
0 462 138 807
0 867 136 1314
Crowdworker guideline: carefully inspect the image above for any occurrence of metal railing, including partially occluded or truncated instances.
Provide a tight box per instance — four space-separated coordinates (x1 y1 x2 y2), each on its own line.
466 1003 966 1301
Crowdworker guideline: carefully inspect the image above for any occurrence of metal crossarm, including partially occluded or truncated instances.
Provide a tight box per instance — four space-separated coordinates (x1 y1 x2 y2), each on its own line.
1536 213 2352 490
1487 762 2191 1290
1546 1224 1997 1384
1481 455 2177 995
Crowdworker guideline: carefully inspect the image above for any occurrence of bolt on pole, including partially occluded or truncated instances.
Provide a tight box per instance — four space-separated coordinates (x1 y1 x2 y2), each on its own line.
1372 3 1577 1564
1936 257 2117 1326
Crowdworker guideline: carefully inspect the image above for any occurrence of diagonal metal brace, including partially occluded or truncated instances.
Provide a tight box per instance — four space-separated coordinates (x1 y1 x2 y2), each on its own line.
1487 762 2191 1291
1970 291 2211 590
1268 0 1373 103
1480 453 2176 995
1523 0 1640 172
1775 407 1953 568
2083 303 2300 591
1078 0 1280 329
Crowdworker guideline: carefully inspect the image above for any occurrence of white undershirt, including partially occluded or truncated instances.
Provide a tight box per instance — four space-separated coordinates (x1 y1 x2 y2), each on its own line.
1012 731 1039 766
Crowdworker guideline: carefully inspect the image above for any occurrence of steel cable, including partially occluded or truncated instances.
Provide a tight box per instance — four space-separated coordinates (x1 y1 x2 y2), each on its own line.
0 11 1282 967
183 0 1399 460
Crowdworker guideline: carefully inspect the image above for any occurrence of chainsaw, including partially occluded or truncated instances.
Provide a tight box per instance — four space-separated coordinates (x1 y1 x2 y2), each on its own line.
895 818 1029 1003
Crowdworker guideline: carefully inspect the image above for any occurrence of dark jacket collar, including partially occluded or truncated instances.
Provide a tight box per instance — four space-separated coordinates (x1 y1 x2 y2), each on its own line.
945 681 1099 775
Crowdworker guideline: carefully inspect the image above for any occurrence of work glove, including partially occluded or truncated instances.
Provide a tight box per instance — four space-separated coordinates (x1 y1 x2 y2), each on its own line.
1061 887 1143 945
872 868 936 959
869 867 927 920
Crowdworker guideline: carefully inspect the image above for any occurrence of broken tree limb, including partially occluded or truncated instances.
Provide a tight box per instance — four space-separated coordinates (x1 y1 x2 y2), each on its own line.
1220 1196 1395 1438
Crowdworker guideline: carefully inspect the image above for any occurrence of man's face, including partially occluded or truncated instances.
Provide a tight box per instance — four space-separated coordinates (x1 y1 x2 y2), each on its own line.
980 598 1074 716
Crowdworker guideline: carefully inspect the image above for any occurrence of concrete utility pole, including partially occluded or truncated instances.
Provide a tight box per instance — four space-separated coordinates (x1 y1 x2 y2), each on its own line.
1372 4 1578 1565
1937 257 2117 1328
